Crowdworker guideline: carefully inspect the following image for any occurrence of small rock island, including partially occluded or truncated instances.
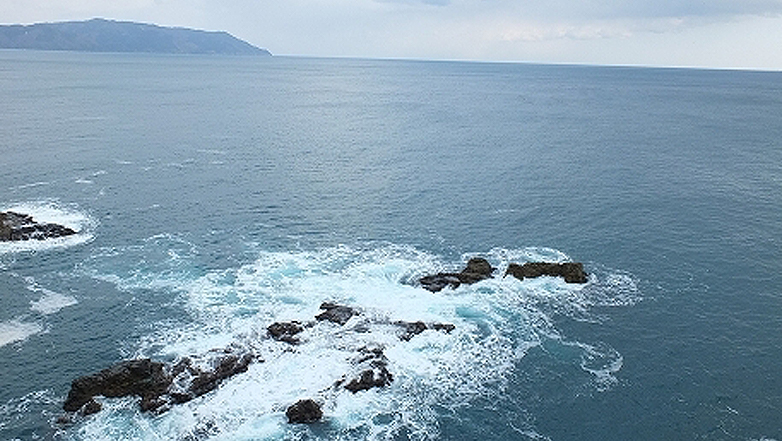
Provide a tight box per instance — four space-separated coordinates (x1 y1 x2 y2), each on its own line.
0 211 77 241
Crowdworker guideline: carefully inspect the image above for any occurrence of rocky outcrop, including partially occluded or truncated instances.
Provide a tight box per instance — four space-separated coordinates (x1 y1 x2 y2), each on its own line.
419 258 588 291
0 211 77 242
286 399 323 423
62 359 170 414
315 302 358 325
505 262 588 283
63 299 458 422
419 257 495 292
395 320 456 341
267 321 305 344
163 350 254 409
336 346 393 393
62 347 255 416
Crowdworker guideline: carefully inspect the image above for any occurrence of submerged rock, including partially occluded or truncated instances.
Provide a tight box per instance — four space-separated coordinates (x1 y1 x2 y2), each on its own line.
505 262 588 283
286 399 323 423
419 257 495 292
0 211 77 242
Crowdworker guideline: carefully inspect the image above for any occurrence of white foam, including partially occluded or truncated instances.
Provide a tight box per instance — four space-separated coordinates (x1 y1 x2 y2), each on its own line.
29 288 78 315
0 201 96 254
0 319 43 348
25 277 78 315
72 244 638 441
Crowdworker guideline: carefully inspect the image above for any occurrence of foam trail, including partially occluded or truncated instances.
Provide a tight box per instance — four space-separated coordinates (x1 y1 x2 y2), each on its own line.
0 319 43 348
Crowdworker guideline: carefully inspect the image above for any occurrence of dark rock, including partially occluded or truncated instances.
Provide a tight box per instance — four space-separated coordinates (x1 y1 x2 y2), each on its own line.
178 420 220 441
315 302 358 325
395 321 456 341
267 321 304 344
0 211 77 242
505 262 588 283
286 399 323 424
419 274 462 293
63 349 256 416
79 399 102 416
419 257 495 292
430 323 456 333
170 352 254 403
341 347 393 393
63 359 171 412
398 321 428 341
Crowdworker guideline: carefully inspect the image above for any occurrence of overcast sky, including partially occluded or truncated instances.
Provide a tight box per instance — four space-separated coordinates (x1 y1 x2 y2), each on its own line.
2 0 782 69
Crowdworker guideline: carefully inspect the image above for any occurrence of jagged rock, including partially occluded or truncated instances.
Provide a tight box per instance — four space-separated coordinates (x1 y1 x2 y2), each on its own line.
395 321 456 341
63 349 256 416
62 359 171 413
80 399 102 416
267 321 304 344
165 351 254 406
419 257 495 292
505 262 588 283
339 347 393 393
315 302 358 325
0 211 77 242
286 399 323 423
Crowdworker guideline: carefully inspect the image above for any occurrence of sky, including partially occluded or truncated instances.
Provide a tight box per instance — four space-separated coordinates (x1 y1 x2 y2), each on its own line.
2 0 782 70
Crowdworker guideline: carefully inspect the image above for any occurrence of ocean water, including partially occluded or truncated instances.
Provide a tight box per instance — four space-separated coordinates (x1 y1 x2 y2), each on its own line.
1 50 781 441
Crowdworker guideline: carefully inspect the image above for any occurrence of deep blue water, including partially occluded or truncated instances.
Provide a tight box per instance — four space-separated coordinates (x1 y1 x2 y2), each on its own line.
1 50 781 441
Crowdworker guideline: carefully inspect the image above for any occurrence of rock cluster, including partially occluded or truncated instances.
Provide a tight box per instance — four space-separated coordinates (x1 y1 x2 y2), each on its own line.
65 300 455 424
0 211 77 242
62 347 254 416
419 257 588 291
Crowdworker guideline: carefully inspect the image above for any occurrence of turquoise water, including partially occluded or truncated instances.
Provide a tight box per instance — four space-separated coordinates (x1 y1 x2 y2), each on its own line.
1 50 781 440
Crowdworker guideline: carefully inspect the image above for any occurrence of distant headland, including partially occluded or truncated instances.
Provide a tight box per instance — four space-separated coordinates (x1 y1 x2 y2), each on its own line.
0 18 271 56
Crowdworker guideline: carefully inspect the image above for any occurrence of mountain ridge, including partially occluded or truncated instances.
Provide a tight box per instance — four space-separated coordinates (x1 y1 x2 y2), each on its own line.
0 18 271 56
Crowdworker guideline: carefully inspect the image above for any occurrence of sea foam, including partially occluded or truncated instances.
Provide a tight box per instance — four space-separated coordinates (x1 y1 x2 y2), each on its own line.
68 243 638 441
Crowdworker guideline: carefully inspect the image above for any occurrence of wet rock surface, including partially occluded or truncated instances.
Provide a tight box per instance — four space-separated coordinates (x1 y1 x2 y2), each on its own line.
338 346 394 393
267 321 305 344
315 302 358 325
395 320 456 341
286 399 323 423
62 348 255 416
419 257 588 291
0 211 77 241
505 262 588 283
419 257 495 292
63 300 458 422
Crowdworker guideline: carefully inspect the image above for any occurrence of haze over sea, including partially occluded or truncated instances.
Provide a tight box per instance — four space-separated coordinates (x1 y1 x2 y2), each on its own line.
1 49 781 441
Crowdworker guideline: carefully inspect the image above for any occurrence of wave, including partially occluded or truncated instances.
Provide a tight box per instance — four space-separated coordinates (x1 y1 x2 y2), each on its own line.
65 241 641 440
0 200 96 254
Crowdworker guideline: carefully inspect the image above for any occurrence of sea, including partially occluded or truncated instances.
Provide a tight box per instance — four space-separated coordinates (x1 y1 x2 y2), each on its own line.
1 49 781 441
